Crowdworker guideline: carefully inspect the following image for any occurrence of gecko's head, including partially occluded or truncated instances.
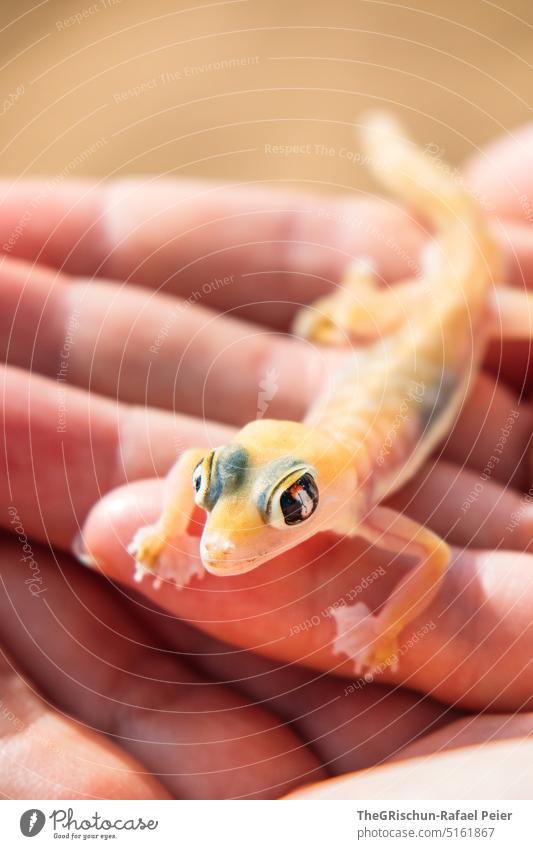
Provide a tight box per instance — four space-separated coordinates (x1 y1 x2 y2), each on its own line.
192 421 342 575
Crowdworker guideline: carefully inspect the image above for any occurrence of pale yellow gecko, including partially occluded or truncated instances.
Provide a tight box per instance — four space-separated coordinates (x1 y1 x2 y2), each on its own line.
128 113 525 673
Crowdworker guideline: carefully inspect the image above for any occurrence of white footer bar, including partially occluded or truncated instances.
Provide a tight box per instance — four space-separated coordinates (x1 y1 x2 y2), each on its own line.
3 799 532 848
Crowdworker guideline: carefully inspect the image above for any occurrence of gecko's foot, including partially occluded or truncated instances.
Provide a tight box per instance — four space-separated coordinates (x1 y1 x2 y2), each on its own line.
330 602 400 676
292 302 347 345
293 296 402 347
128 524 204 590
293 257 415 346
128 524 164 571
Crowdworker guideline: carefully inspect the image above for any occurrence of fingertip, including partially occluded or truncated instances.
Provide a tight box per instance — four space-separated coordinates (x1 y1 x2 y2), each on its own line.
71 529 97 569
464 123 533 221
77 479 163 580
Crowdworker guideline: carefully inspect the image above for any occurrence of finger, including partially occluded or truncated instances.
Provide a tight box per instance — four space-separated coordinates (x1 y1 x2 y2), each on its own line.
391 712 533 761
498 220 533 289
134 607 453 777
0 649 167 800
81 479 533 710
484 218 533 391
492 287 533 339
5 255 533 438
0 537 324 799
3 255 530 433
2 180 533 330
0 180 425 328
464 123 533 224
443 372 532 492
285 738 533 799
484 221 533 390
386 459 533 552
0 256 340 423
3 352 532 555
0 365 232 548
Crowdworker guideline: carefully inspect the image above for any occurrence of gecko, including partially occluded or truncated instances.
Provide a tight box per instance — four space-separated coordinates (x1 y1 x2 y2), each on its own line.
127 113 522 673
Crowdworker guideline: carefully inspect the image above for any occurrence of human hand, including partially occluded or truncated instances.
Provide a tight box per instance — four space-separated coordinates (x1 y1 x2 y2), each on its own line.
1 124 533 798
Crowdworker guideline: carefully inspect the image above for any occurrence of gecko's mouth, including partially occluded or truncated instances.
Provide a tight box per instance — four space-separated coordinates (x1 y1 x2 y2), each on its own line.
201 544 276 576
202 557 259 576
200 519 323 575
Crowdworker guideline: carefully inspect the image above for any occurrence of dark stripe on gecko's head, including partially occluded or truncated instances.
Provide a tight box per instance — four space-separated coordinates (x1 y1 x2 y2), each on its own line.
417 371 461 432
203 444 250 510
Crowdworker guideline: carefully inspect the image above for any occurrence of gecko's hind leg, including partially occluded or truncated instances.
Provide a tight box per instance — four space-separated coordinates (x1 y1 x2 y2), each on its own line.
331 506 449 674
128 447 205 589
293 257 418 345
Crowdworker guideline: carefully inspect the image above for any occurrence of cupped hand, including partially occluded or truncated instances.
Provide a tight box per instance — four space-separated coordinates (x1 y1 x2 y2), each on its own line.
1 125 533 798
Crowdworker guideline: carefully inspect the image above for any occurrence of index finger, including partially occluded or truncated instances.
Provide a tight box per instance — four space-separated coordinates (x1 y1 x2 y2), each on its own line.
0 647 167 800
2 177 533 332
0 179 425 328
80 479 533 713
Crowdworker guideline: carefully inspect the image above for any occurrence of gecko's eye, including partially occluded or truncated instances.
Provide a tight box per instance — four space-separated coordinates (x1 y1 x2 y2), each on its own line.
280 473 319 524
267 471 319 528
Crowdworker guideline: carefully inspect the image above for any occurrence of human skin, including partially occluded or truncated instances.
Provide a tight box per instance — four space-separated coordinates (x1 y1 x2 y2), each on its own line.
0 123 533 798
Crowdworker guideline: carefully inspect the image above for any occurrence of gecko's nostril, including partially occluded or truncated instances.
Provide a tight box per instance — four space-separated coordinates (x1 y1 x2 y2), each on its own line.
202 535 235 559
201 535 239 575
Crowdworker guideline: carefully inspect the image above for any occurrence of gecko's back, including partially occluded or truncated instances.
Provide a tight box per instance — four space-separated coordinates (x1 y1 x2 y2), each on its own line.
306 114 500 503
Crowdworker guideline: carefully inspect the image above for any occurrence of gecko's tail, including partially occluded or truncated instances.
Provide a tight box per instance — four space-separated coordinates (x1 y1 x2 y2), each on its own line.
358 112 476 226
357 112 500 308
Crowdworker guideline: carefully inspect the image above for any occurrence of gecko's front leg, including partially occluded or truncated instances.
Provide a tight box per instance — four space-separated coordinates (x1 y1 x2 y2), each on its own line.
293 257 419 345
128 447 206 588
331 506 450 675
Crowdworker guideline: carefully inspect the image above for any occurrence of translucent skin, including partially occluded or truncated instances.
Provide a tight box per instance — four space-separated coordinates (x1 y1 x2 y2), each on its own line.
128 113 500 672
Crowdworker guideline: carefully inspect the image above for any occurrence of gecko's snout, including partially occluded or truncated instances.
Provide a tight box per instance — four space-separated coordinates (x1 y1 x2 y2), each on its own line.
200 533 237 573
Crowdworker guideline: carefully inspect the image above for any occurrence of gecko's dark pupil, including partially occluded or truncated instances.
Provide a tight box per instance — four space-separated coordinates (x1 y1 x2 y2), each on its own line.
280 473 318 525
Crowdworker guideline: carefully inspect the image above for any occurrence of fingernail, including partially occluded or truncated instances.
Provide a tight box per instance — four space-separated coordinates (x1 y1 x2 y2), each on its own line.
71 529 97 568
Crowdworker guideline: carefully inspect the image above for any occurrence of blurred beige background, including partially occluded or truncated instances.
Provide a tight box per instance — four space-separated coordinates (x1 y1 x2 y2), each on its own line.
0 0 531 194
